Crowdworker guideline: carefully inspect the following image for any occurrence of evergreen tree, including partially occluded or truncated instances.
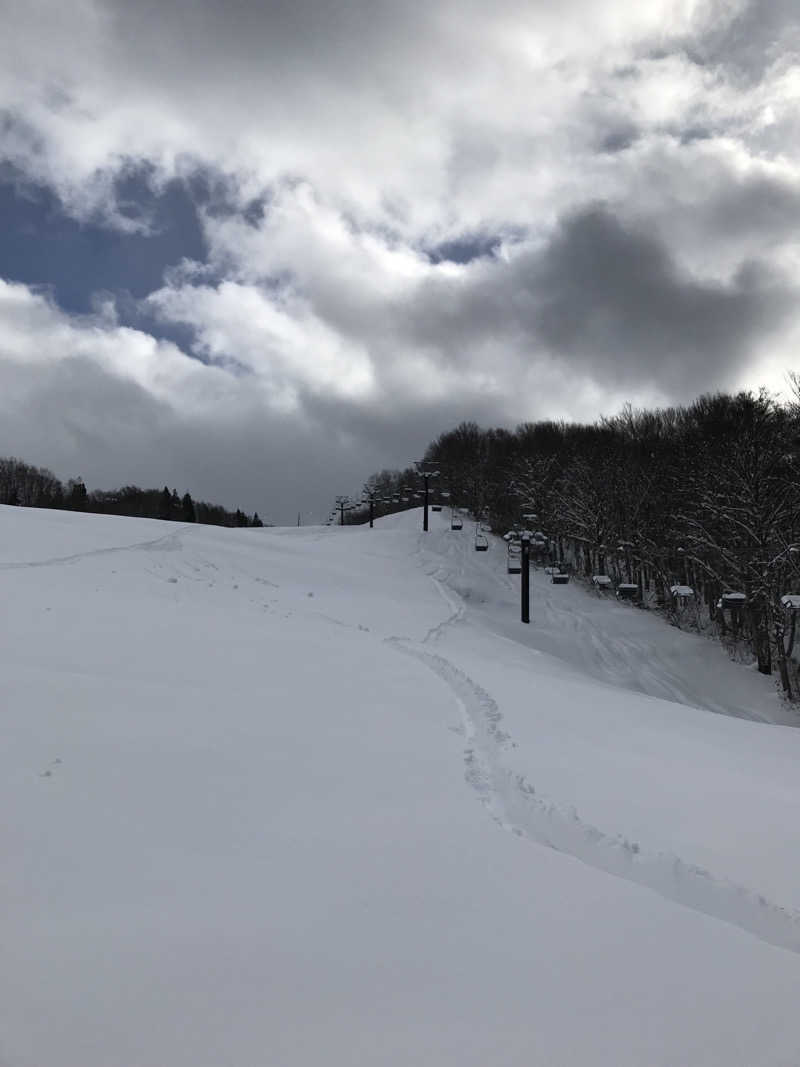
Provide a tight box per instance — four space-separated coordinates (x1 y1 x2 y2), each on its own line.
158 486 172 520
67 478 88 511
181 493 196 523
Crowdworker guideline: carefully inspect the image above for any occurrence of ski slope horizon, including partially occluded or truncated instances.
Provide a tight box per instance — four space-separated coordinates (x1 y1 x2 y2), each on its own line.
4 503 800 1066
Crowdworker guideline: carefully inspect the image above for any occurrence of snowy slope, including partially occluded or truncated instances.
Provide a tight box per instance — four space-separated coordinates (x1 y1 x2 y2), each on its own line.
3 504 800 1067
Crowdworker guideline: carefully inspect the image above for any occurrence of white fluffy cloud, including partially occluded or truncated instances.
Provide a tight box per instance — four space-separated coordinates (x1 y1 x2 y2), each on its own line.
5 0 795 236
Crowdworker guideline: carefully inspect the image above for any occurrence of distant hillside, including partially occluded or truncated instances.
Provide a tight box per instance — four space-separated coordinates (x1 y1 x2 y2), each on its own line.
0 456 266 528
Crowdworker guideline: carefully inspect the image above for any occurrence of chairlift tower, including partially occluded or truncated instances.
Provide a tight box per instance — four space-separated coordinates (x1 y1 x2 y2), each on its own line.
414 463 441 532
520 532 532 624
522 514 537 623
361 490 379 528
334 496 357 526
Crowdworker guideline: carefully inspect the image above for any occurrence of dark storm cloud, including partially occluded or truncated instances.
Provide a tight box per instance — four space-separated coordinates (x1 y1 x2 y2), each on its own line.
597 124 640 154
101 0 449 86
678 126 715 145
302 389 516 475
400 205 793 397
678 0 800 83
529 207 789 390
701 174 800 241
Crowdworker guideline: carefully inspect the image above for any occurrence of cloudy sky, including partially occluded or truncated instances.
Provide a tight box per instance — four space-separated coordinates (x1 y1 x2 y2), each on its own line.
1 0 799 522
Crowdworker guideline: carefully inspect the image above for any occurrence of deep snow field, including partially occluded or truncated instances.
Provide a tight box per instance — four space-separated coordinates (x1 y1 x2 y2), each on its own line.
3 503 800 1066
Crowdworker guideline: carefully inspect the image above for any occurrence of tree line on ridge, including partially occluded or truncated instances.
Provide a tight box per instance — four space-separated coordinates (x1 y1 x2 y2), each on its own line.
0 458 265 529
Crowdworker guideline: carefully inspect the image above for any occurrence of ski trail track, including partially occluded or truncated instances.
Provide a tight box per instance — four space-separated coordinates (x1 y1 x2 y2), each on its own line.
0 528 189 571
387 520 800 956
422 571 466 643
388 634 800 957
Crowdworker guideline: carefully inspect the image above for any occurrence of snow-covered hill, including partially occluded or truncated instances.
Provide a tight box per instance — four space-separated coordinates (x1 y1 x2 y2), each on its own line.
3 504 800 1066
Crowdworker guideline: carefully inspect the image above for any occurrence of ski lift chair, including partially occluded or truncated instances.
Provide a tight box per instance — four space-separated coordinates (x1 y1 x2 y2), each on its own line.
717 591 745 625
670 584 695 608
716 590 746 636
721 591 746 611
451 510 463 530
616 583 639 601
507 541 522 573
475 530 489 552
